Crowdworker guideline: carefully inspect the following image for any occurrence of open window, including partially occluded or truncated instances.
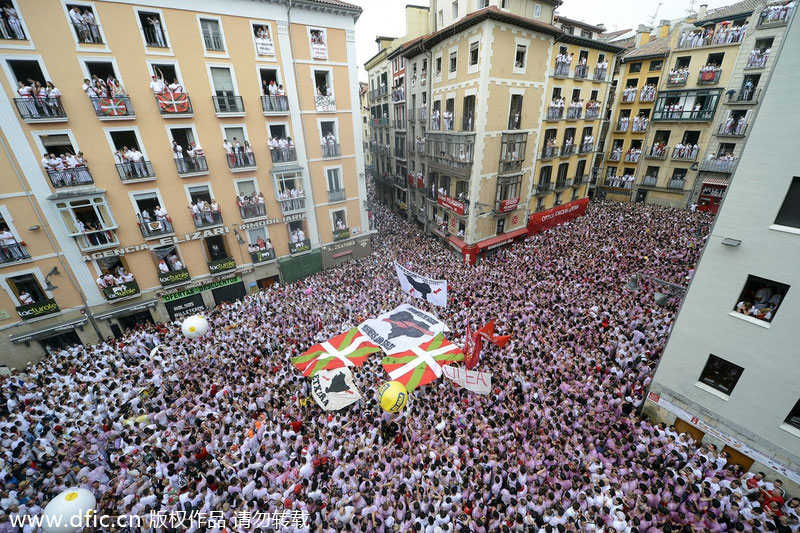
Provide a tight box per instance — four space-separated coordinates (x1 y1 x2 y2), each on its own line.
222 126 254 169
66 4 103 44
137 10 169 48
8 274 48 306
276 171 305 214
332 209 349 240
109 130 153 180
314 69 335 111
288 219 310 253
253 23 275 56
153 244 188 285
54 196 117 250
187 185 222 229
309 28 327 59
508 95 522 130
36 133 92 188
698 355 744 396
733 275 789 323
133 191 171 237
515 45 527 69
95 257 139 300
168 126 207 174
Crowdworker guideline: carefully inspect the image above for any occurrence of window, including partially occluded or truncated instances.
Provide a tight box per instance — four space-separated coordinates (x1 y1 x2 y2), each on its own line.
733 275 790 323
629 62 642 73
288 220 310 252
785 399 800 430
533 4 542 18
150 63 181 88
652 89 722 121
501 0 508 7
309 28 327 60
210 67 242 113
8 274 47 306
200 18 224 51
539 165 552 185
479 0 490 7
649 59 663 71
562 25 574 35
436 56 442 76
698 355 744 395
580 30 592 38
253 23 275 56
137 11 168 48
327 168 343 193
438 10 444 28
774 177 800 229
469 42 479 66
449 52 457 73
515 45 526 69
152 244 186 278
54 196 117 250
66 4 102 44
314 70 335 111
452 0 458 18
332 209 347 231
508 95 523 129
496 175 522 206
204 235 229 261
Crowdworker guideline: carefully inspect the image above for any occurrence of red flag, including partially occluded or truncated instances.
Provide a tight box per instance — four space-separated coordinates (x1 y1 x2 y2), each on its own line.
492 335 511 348
464 324 483 370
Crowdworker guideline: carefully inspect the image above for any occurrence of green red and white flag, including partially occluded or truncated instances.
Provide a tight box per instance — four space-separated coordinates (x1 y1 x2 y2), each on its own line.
292 328 380 377
381 334 465 391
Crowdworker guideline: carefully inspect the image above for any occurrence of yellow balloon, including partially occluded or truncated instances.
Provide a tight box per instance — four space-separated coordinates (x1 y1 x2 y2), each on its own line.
379 381 408 413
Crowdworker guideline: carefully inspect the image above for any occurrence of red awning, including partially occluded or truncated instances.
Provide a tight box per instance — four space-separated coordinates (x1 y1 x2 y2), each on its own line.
448 235 468 251
476 227 528 251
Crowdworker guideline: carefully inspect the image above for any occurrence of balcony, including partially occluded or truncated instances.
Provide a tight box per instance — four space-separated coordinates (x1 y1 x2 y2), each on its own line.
676 29 745 49
213 95 245 115
392 88 405 102
555 179 571 190
553 64 570 78
239 203 267 220
666 72 688 86
608 150 621 162
394 118 406 130
575 174 590 185
615 120 629 132
16 298 60 321
541 146 558 160
290 238 311 254
261 95 289 114
667 179 685 190
717 122 748 137
14 97 67 122
621 92 636 104
250 248 276 264
536 183 554 194
102 280 140 302
578 142 594 154
174 155 208 176
745 50 769 69
593 67 607 81
90 96 135 119
46 167 94 188
672 147 698 161
0 240 30 265
699 157 738 173
624 151 641 163
143 27 169 48
270 147 297 164
560 145 576 158
333 227 350 241
646 146 669 160
697 69 722 85
415 141 425 154
208 256 236 274
159 267 190 287
320 142 341 158
653 108 716 122
417 108 427 121
226 151 257 171
191 210 223 229
328 188 346 202
155 93 193 117
499 158 522 175
408 108 416 123
566 107 582 120
437 194 468 216
315 95 336 112
642 175 659 187
585 106 602 120
545 108 563 121
574 65 589 79
278 193 306 215
730 88 760 105
73 228 118 252
116 161 155 182
425 132 475 175
757 6 791 27
639 90 656 103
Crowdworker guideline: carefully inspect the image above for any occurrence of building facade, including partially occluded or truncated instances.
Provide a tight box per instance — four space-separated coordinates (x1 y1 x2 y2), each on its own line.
644 11 800 490
0 0 369 368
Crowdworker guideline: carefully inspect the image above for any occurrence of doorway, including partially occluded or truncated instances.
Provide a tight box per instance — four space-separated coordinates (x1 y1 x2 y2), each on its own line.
674 418 705 444
38 330 82 355
118 310 154 331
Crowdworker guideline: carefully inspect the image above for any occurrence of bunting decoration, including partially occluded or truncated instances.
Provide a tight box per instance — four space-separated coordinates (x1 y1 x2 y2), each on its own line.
292 328 380 377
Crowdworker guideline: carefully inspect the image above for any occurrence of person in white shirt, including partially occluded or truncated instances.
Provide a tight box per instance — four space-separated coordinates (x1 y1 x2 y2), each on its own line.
149 75 165 94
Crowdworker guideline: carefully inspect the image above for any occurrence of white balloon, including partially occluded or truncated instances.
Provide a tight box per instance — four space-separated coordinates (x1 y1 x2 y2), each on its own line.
41 488 96 533
181 314 209 339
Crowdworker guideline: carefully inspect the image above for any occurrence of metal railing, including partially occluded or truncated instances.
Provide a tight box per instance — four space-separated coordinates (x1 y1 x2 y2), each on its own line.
202 30 224 51
585 107 602 120
328 189 346 202
212 95 245 114
553 64 570 77
667 179 685 190
608 151 621 161
560 145 575 157
191 211 223 229
642 175 658 186
652 109 715 121
697 69 722 85
745 50 769 69
616 120 629 132
72 22 103 43
666 72 688 86
74 229 118 251
278 194 306 215
46 167 93 188
717 122 748 136
555 179 571 189
546 108 563 120
239 203 266 220
536 182 554 194
138 217 173 238
270 147 297 163
225 151 256 170
0 241 30 264
540 146 558 160
621 92 636 103
566 107 582 120
574 65 589 79
116 161 155 181
142 27 169 48
671 148 698 161
90 96 134 118
624 151 641 163
418 108 427 121
698 158 738 172
174 155 208 175
578 142 594 154
261 95 289 113
646 146 669 160
322 143 341 158
14 97 67 121
593 68 607 81
732 88 760 104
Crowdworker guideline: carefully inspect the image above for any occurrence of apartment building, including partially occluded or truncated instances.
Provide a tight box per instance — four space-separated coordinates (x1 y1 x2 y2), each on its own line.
644 12 800 490
0 0 368 368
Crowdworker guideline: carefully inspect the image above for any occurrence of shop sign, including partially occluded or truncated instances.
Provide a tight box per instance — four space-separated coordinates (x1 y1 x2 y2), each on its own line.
159 268 190 287
102 280 140 301
207 256 236 274
81 227 230 261
162 276 242 302
16 298 60 320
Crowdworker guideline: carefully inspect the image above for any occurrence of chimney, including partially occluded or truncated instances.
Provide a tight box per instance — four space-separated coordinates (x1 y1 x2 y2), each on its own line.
636 24 652 47
658 19 671 38
698 4 708 18
597 23 606 32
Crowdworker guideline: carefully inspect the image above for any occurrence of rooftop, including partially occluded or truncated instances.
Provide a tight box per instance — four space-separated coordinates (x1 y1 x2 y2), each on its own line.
621 35 671 61
694 0 761 24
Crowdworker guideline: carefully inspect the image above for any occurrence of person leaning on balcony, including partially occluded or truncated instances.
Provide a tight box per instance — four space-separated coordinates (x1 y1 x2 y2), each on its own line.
69 6 88 42
18 290 34 305
0 227 21 261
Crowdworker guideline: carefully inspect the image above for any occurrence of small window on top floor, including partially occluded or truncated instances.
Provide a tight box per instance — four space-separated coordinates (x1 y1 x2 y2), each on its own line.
629 62 642 73
785 399 800 430
581 30 592 38
562 25 574 35
733 274 790 323
469 42 479 66
449 52 457 73
698 354 744 396
774 177 800 229
515 45 527 68
478 0 489 7
534 3 542 18
649 59 663 71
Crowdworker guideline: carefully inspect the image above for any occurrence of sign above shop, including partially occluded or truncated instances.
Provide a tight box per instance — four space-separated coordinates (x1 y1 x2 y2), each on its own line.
238 213 306 231
81 227 230 262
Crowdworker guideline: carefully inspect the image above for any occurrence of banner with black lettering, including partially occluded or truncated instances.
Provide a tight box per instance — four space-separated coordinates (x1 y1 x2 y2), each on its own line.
395 262 448 307
310 367 362 411
358 303 450 354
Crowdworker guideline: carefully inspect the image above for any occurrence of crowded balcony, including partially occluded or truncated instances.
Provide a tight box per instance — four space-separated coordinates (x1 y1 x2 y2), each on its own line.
270 147 297 164
73 227 118 252
190 209 223 229
545 107 563 121
578 142 594 154
585 105 602 120
615 119 629 132
14 97 67 122
560 144 576 158
652 90 721 122
315 95 336 112
566 106 582 120
328 188 346 203
621 89 636 103
717 121 748 137
757 3 791 26
666 70 689 86
392 87 405 102
608 148 622 162
667 178 685 189
46 167 94 188
155 92 193 117
90 96 135 119
593 67 607 81
239 202 266 220
213 95 245 115
541 145 558 160
208 256 236 274
672 146 699 161
730 88 760 105
641 174 659 187
0 239 30 265
639 86 656 103
676 25 746 50
574 65 589 79
697 67 722 85
278 190 306 215
624 149 641 163
745 49 769 69
138 215 173 239
174 155 208 176
225 151 257 171
261 95 289 114
116 161 155 182
322 143 341 158
699 156 738 173
553 61 570 78
646 145 669 160
415 140 426 154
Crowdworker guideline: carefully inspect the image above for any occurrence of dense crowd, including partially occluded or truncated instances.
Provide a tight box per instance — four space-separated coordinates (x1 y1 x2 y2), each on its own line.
1 198 798 532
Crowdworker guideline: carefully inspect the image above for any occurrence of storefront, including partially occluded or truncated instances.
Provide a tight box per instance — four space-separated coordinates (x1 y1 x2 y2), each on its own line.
698 176 728 214
211 280 247 306
94 299 158 336
164 293 205 321
8 317 88 356
161 276 244 320
528 197 590 235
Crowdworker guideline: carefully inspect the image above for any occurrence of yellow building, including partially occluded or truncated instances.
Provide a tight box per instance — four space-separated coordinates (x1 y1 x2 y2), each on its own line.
0 0 369 368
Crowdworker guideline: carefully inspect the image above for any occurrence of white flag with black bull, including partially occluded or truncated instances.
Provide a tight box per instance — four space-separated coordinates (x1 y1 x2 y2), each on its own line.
310 367 362 411
358 303 450 354
395 262 448 307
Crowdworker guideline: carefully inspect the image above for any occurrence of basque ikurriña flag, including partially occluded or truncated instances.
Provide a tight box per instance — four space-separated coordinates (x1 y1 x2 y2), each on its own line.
292 328 380 377
381 334 465 391
98 98 128 116
157 92 190 113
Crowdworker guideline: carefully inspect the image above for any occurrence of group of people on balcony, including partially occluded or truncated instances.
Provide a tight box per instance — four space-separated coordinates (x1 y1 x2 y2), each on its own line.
431 109 454 130
157 253 184 273
673 142 701 160
723 114 748 135
668 66 690 83
148 68 183 94
140 205 169 228
621 85 637 103
77 219 113 246
114 146 148 179
705 150 738 165
547 97 566 119
585 99 602 118
172 140 205 172
543 137 559 158
662 101 704 119
253 25 274 56
554 52 573 77
268 135 295 162
679 21 746 48
581 133 594 152
40 151 91 187
594 59 609 79
16 79 62 118
289 226 307 244
746 47 771 68
315 83 334 109
566 100 583 119
625 146 642 162
392 84 404 102
436 144 471 163
0 4 23 40
760 1 795 23
606 172 635 189
95 268 134 290
699 63 722 82
409 69 427 87
322 132 339 157
248 237 274 262
68 5 100 43
82 75 126 103
223 138 255 168
610 145 623 161
262 80 288 111
188 198 221 227
237 192 266 219
632 113 649 132
0 226 25 263
736 284 783 322
650 141 668 158
640 83 656 101
278 186 305 211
